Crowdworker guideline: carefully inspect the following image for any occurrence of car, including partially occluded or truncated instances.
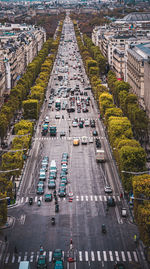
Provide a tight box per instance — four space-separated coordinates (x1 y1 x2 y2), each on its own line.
39 172 46 181
93 130 98 136
73 138 80 146
60 171 67 178
89 137 94 143
55 115 61 119
61 167 68 174
60 131 66 137
114 262 125 269
37 254 47 269
61 159 68 165
104 186 113 193
52 249 63 262
95 138 101 148
107 197 116 207
121 207 127 217
81 136 88 144
54 260 64 269
84 120 90 127
44 194 52 202
43 156 49 162
41 164 47 172
79 121 84 128
49 171 57 179
37 181 44 188
90 120 95 128
61 177 68 184
48 180 56 189
45 116 49 124
58 189 66 197
72 121 78 127
62 153 69 159
37 186 44 195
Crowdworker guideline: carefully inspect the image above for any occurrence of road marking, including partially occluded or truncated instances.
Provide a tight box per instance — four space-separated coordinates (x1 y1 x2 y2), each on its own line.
85 195 88 201
90 195 93 201
103 196 107 201
35 196 38 202
5 253 10 263
49 251 52 262
140 251 146 260
121 251 126 262
12 254 15 263
24 252 28 261
115 251 119 261
127 251 132 261
30 252 34 262
97 251 101 261
21 197 24 203
109 251 113 261
133 251 138 262
103 251 107 261
94 195 98 201
76 196 79 201
79 251 82 261
18 254 21 263
36 252 39 261
25 197 28 203
85 251 88 261
20 214 26 225
99 195 102 201
81 195 84 201
91 251 95 261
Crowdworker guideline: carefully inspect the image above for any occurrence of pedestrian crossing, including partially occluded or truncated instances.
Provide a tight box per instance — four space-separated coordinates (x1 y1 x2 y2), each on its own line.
17 195 120 204
4 249 140 264
35 136 105 141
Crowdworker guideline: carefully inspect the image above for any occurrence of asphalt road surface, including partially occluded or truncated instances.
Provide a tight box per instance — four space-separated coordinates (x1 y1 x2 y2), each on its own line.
1 16 146 269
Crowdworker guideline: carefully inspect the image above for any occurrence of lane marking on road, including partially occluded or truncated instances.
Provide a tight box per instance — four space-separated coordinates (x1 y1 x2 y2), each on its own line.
79 251 82 261
90 195 93 201
115 251 119 261
109 251 113 261
94 195 98 201
35 196 38 202
127 251 132 262
5 253 10 263
91 251 95 261
76 196 79 201
133 251 138 262
81 195 84 201
85 251 88 261
103 251 107 261
30 252 34 262
49 251 52 262
24 252 28 261
21 197 24 203
99 195 102 201
103 196 107 201
97 251 101 261
12 254 15 263
18 254 21 263
25 197 28 203
85 195 88 201
121 251 126 262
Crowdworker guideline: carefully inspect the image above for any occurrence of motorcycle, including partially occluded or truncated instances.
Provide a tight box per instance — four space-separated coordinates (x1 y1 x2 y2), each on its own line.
101 224 106 234
55 204 59 213
51 217 55 225
29 197 33 205
38 199 41 206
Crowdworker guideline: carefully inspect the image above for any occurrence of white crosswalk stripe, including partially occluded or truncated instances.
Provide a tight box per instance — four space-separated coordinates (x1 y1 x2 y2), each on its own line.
121 251 126 262
36 135 105 141
109 251 113 261
4 250 139 264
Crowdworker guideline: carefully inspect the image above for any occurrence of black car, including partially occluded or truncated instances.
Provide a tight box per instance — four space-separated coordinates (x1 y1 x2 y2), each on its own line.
90 120 95 128
95 138 101 148
107 197 116 207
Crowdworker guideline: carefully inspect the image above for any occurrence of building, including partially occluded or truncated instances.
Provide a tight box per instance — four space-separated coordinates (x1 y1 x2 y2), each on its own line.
0 24 46 107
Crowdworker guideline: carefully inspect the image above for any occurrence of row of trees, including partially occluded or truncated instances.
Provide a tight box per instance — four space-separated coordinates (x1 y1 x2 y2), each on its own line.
73 21 150 246
0 21 64 225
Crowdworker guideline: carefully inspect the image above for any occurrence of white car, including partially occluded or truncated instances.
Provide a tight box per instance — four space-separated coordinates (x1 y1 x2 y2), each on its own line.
104 186 113 193
89 137 94 143
81 136 88 144
84 120 90 127
72 121 78 127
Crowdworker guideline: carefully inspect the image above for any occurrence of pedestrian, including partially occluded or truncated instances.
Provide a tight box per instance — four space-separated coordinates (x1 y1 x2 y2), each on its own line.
120 193 123 199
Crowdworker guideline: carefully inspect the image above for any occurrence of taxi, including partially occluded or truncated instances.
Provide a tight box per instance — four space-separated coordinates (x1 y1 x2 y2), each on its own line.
73 138 80 146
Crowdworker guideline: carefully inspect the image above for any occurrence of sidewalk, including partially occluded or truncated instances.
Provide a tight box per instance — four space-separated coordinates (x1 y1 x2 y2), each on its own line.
0 216 14 230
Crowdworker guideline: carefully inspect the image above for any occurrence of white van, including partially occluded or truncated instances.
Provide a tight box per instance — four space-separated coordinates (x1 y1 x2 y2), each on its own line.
19 261 30 269
50 160 57 173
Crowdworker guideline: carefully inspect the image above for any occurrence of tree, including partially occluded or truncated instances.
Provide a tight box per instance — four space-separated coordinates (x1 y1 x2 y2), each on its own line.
22 99 39 120
0 113 9 140
105 107 123 125
99 93 114 116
